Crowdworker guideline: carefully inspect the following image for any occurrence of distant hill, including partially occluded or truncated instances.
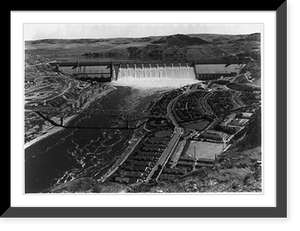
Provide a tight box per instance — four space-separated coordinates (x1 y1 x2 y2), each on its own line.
188 33 260 43
25 32 261 63
30 38 106 45
152 34 210 46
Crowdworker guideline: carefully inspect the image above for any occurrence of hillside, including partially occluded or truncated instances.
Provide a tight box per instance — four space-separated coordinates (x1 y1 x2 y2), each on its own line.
25 33 261 63
47 145 261 193
24 51 114 145
152 34 210 45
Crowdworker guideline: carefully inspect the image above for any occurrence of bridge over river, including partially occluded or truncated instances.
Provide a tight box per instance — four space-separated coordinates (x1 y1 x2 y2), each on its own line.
27 106 160 130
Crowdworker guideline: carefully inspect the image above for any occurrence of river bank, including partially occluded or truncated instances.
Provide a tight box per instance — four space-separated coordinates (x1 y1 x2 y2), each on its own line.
25 86 160 192
24 86 115 149
99 121 147 182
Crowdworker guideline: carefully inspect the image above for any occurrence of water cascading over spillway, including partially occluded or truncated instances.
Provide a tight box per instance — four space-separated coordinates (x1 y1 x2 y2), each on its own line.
117 63 196 79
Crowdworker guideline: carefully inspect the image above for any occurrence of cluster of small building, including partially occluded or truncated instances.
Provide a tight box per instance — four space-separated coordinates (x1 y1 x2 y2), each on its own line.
217 112 252 133
158 167 187 181
177 156 214 168
110 114 255 185
110 77 260 185
173 91 207 124
190 112 253 145
239 91 261 105
150 88 183 116
146 154 216 182
199 130 231 142
207 90 237 115
111 135 172 184
160 156 215 179
161 156 215 180
25 79 37 89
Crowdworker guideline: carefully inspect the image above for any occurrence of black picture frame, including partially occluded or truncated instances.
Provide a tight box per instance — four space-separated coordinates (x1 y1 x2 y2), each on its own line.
4 1 287 218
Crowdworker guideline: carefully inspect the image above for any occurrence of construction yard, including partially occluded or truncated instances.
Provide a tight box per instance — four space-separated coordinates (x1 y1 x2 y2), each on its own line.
184 141 224 160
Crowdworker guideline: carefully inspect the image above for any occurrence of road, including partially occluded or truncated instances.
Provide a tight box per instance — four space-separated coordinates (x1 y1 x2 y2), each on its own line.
144 126 183 182
199 91 214 115
144 83 242 182
232 92 244 108
151 85 215 180
25 77 71 102
157 85 213 169
146 82 259 182
166 90 185 127
43 81 72 102
157 127 183 165
144 91 185 182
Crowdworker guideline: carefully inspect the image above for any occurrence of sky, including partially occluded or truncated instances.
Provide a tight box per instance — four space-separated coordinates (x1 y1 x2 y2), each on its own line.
24 23 263 40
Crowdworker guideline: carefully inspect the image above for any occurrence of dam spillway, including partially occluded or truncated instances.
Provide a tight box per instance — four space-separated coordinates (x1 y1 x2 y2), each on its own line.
116 63 196 79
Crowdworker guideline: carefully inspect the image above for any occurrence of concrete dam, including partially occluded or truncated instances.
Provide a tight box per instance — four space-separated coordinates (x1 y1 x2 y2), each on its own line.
117 63 195 79
51 60 245 82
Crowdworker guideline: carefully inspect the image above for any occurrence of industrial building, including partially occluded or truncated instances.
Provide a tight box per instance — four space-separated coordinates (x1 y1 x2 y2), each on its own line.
199 130 230 142
236 112 253 119
72 66 112 82
195 63 245 80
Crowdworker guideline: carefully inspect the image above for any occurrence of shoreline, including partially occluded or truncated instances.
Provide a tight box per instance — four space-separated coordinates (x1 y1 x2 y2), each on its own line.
99 123 146 183
24 86 116 149
30 84 164 191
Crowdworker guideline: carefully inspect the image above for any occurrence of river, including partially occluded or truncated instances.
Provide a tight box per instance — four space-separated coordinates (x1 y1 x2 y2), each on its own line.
25 86 163 193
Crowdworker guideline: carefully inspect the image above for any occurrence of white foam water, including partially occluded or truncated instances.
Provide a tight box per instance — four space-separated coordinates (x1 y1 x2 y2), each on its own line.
117 66 196 79
114 65 199 89
113 76 199 90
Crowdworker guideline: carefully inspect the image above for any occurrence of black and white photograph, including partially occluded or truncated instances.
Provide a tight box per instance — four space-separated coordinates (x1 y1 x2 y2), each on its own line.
24 23 263 194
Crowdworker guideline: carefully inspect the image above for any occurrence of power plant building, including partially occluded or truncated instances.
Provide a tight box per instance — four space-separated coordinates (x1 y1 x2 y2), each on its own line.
195 63 245 80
